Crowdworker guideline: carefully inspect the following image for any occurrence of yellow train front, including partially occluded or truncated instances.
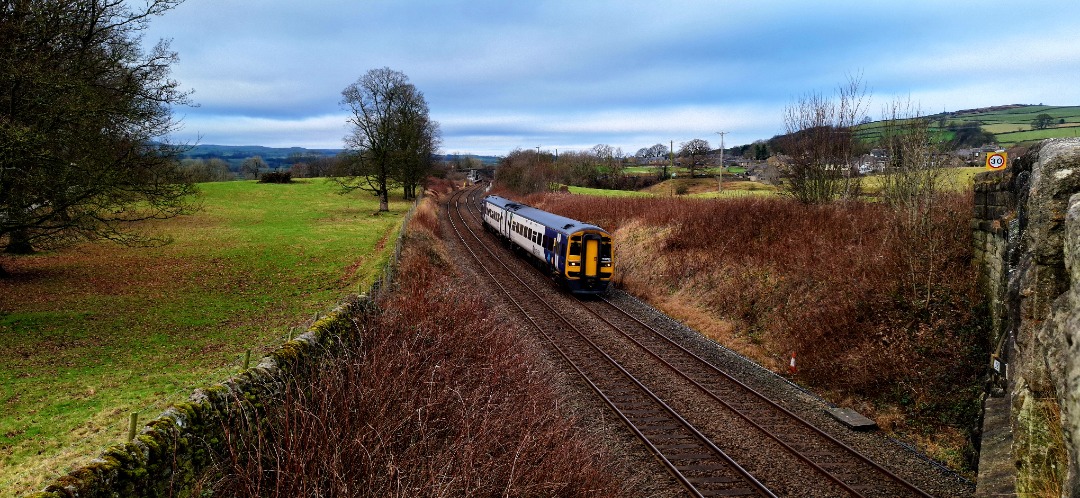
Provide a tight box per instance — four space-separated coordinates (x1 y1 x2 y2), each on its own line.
482 195 613 294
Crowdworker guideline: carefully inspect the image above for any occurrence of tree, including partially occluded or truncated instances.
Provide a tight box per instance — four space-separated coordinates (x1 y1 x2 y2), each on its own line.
179 158 231 183
241 156 267 179
947 121 995 148
778 74 869 203
1031 113 1054 130
749 140 770 160
390 103 440 200
678 139 710 178
0 0 195 266
647 143 669 160
337 67 439 211
877 97 954 312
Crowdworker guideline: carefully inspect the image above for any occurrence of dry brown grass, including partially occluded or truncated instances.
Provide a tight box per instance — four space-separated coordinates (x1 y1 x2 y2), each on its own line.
210 194 626 497
528 192 988 472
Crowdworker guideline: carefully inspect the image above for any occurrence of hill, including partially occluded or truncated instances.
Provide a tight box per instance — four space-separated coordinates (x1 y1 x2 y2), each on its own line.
855 104 1080 147
179 145 501 170
179 144 342 170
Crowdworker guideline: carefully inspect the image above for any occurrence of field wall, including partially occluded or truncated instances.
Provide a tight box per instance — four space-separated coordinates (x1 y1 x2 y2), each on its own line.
973 138 1080 496
25 198 419 498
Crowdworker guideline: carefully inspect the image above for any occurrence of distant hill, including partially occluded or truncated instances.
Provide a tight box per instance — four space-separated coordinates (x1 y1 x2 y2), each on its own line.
855 104 1080 147
179 144 342 170
179 145 501 170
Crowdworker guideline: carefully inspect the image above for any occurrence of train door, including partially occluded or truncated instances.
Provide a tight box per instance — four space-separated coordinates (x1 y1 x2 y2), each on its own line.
582 233 601 277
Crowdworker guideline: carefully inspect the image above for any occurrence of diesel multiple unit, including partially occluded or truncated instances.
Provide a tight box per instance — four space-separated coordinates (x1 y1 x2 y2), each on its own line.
482 195 613 294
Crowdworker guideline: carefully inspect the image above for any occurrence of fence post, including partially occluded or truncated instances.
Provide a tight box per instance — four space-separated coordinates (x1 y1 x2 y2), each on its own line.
127 412 138 441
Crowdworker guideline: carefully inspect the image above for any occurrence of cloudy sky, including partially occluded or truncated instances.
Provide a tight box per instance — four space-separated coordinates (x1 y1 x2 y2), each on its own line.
144 0 1080 156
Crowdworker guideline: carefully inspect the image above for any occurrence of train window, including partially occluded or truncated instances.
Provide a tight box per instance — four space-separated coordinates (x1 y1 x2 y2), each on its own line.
569 241 580 256
601 241 612 259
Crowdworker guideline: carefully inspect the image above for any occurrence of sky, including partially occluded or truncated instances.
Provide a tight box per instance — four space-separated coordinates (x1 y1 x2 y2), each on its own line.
143 0 1080 156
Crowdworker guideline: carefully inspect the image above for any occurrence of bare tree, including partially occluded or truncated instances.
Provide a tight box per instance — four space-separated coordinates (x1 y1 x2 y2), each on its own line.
337 67 438 211
241 156 267 179
779 74 869 203
878 97 949 310
678 139 710 178
0 0 195 266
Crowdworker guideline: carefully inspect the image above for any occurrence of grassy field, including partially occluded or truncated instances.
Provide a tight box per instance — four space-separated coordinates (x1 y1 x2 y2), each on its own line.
856 104 1080 147
860 166 984 195
568 167 976 200
0 179 407 496
566 185 654 197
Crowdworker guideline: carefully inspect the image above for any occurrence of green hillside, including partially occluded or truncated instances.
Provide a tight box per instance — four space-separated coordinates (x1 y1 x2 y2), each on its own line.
856 104 1080 147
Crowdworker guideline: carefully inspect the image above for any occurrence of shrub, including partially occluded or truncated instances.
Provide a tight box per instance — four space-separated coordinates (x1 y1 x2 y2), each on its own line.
212 196 623 497
258 171 292 183
530 192 987 470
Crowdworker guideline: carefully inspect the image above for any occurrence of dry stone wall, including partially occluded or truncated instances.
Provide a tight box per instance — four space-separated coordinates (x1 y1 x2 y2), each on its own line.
25 297 370 498
974 138 1080 496
24 196 420 497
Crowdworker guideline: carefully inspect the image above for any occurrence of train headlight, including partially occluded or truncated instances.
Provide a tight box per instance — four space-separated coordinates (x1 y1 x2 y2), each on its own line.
568 261 580 267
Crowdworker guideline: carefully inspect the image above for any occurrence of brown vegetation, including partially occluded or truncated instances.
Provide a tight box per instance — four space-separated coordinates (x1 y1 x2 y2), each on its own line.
211 192 624 496
526 192 988 470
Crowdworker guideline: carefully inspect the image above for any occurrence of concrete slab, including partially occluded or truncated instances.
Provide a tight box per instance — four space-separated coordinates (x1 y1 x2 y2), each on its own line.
825 407 878 431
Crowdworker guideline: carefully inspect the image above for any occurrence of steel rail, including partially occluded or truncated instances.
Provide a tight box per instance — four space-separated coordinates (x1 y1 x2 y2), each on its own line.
446 187 775 498
595 295 935 498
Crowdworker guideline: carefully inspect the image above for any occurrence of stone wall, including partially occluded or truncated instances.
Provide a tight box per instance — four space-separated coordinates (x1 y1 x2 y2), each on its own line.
24 196 420 497
973 166 1019 392
26 297 371 498
974 138 1080 497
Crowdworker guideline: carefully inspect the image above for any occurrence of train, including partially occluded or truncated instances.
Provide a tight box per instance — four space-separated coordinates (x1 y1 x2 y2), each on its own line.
482 195 613 294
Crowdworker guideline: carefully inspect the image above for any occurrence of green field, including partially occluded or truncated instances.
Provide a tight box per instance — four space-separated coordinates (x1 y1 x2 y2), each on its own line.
860 167 983 195
571 167 977 200
566 185 654 197
0 179 407 496
855 104 1080 147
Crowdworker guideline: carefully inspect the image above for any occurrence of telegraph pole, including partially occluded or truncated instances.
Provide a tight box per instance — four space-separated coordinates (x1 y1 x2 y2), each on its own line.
668 139 674 179
715 131 728 192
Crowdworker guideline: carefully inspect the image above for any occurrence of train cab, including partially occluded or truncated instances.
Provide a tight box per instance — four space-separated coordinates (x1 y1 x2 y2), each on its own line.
483 195 613 294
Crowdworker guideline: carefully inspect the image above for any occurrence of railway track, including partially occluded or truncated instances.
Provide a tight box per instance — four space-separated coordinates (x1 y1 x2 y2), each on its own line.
579 297 933 498
447 187 771 497
443 186 938 497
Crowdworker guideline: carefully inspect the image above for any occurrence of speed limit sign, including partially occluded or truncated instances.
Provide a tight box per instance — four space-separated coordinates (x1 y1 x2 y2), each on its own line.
986 152 1007 171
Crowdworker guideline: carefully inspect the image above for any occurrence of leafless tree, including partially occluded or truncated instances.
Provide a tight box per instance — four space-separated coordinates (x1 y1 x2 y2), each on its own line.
678 138 710 178
878 96 950 310
241 156 267 179
779 74 869 203
338 67 439 211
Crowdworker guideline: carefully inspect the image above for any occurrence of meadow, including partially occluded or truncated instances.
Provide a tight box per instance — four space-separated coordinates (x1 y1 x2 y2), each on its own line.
856 104 1080 147
0 179 407 495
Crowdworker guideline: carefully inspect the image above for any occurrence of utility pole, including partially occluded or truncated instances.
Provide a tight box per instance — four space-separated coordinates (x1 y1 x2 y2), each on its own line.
668 139 674 179
715 131 728 192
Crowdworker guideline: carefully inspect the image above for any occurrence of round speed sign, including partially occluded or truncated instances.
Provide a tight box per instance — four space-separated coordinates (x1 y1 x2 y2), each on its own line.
986 152 1007 171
